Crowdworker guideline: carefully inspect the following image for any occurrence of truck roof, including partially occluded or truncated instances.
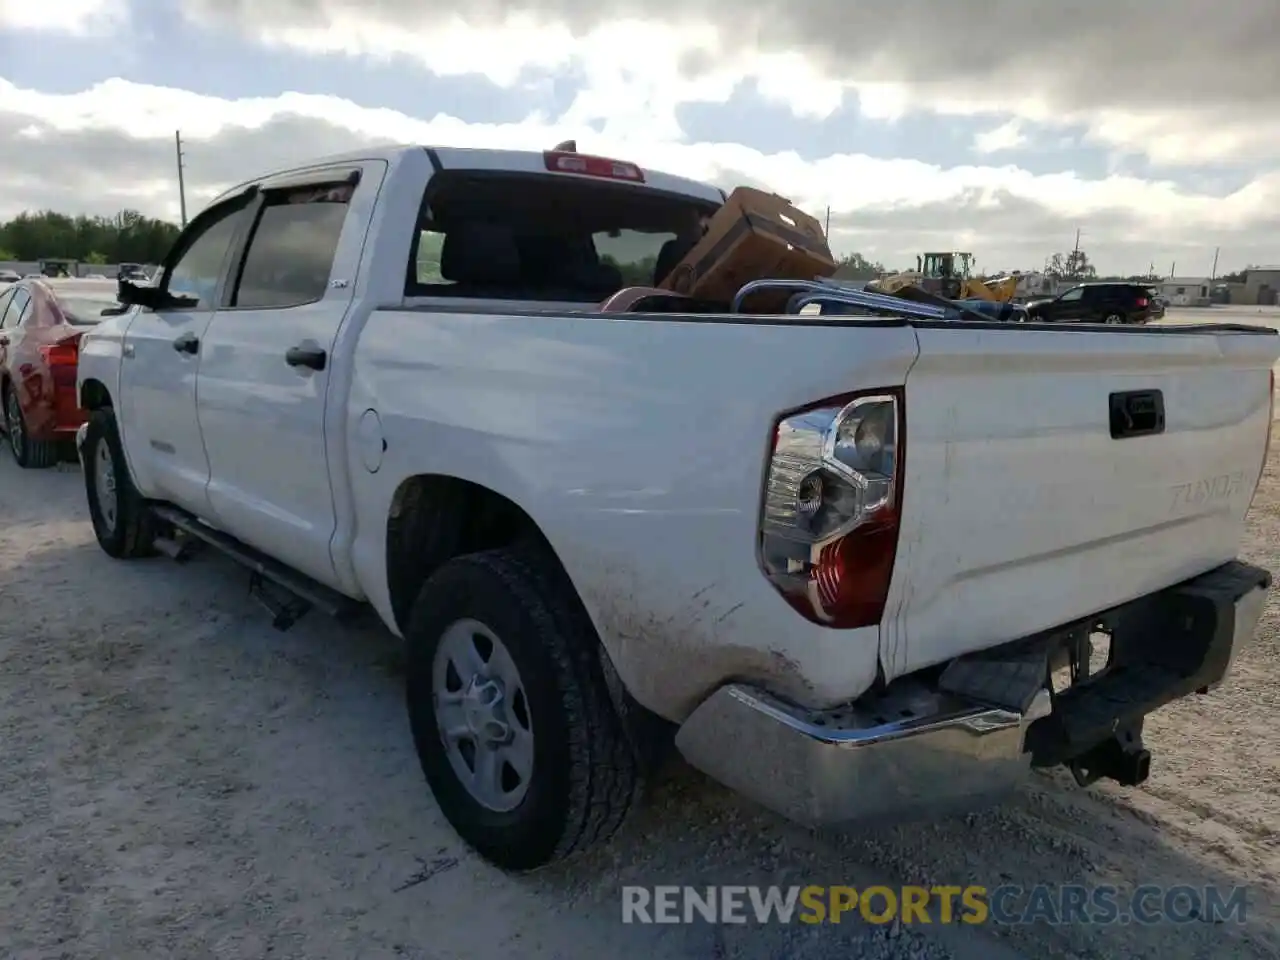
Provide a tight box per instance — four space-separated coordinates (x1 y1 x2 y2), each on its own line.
213 144 727 209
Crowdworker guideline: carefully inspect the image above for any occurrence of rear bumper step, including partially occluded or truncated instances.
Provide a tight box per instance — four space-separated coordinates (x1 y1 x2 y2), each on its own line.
1024 559 1271 767
675 559 1270 826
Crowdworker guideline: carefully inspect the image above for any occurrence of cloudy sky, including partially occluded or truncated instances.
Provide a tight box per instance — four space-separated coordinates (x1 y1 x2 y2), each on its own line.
0 0 1276 275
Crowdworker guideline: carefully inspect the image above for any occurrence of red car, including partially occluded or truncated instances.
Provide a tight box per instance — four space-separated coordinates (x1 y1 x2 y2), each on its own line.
0 278 122 468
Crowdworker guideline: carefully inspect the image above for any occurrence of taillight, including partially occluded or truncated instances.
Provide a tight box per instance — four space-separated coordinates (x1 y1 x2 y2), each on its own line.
543 151 644 182
40 340 79 387
40 341 78 366
1135 297 1149 308
758 389 904 628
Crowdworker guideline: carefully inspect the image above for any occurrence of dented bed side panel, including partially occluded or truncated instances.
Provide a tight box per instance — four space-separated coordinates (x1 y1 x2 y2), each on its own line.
345 308 921 720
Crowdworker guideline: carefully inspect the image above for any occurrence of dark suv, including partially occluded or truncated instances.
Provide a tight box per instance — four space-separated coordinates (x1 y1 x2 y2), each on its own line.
1024 283 1156 325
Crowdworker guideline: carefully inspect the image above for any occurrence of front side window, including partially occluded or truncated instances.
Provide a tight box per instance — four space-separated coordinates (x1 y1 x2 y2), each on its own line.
165 202 247 309
1059 287 1084 302
231 183 353 309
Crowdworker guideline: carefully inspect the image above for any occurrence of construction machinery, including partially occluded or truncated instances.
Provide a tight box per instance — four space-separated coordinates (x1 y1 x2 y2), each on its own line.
869 251 1017 302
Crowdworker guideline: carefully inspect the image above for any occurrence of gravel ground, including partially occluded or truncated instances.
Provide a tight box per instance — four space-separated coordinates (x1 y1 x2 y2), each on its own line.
2 434 1278 960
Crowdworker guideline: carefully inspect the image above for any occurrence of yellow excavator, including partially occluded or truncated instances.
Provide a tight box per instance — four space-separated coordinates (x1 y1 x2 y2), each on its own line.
869 252 1017 302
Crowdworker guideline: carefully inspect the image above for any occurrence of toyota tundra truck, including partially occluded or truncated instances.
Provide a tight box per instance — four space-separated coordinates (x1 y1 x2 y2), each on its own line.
74 144 1277 871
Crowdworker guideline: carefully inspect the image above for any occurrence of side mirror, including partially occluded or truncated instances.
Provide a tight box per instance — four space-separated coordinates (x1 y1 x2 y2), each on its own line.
117 277 196 311
117 277 155 307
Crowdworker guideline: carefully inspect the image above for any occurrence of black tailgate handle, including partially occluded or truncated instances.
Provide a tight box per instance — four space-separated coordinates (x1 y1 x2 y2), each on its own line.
1110 389 1165 439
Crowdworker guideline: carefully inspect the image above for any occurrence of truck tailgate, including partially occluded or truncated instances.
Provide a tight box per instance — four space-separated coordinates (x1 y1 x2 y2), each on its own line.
880 324 1279 678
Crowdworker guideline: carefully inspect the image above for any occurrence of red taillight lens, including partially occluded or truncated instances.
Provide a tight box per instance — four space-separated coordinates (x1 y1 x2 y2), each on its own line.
543 150 645 182
40 340 79 388
40 342 78 366
1135 297 1149 308
758 389 905 628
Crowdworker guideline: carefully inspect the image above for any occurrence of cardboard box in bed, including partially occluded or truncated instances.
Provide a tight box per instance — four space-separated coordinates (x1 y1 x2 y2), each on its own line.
657 187 837 311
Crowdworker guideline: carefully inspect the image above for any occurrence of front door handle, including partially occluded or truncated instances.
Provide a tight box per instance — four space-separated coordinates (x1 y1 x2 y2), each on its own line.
285 344 326 371
172 332 199 354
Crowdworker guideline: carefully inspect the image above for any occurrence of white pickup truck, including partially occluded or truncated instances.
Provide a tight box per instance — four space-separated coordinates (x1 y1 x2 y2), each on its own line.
76 144 1277 872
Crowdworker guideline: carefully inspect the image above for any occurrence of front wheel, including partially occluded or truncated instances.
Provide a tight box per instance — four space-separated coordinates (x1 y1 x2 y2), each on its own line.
405 547 642 871
83 408 156 559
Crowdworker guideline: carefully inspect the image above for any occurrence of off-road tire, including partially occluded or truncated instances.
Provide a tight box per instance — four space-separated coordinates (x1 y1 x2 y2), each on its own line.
83 408 156 559
3 384 59 469
405 547 642 871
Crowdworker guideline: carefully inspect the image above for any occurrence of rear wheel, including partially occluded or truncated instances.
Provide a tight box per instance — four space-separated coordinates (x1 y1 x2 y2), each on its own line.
1103 313 1124 324
83 408 155 559
405 547 642 871
4 386 59 469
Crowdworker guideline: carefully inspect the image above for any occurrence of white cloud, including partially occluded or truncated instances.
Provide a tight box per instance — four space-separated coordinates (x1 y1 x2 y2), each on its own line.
973 120 1026 155
173 0 1280 166
0 77 1276 275
0 0 124 33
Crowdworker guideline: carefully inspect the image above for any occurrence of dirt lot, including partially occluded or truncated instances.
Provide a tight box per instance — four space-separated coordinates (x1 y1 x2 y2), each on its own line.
2 437 1278 960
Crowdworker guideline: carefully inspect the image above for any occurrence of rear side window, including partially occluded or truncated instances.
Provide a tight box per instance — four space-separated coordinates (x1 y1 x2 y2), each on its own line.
231 182 353 309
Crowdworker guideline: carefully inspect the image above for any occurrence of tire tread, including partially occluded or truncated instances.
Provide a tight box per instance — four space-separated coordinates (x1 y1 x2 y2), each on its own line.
406 545 642 869
84 408 155 559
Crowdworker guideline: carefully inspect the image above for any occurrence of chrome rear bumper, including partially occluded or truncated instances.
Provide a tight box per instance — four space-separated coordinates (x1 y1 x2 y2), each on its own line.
675 682 1048 826
675 560 1271 826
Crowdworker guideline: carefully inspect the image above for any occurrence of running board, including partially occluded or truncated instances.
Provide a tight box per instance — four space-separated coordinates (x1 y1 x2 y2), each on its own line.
149 505 362 630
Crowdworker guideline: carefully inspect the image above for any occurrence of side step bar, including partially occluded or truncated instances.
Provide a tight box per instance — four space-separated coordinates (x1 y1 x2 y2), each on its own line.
150 505 362 630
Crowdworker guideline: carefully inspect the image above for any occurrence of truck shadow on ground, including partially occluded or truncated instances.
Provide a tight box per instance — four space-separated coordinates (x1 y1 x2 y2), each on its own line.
7 523 1278 960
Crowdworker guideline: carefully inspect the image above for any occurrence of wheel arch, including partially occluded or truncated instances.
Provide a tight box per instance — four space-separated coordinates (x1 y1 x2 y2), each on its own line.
385 470 677 783
79 378 113 410
384 473 579 638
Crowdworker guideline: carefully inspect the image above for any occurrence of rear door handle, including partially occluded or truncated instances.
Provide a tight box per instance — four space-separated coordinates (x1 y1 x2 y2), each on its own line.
172 332 199 355
285 344 326 371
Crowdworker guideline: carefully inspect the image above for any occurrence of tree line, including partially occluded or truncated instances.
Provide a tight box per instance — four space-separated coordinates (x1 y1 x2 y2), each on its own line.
9 208 1181 288
0 209 182 265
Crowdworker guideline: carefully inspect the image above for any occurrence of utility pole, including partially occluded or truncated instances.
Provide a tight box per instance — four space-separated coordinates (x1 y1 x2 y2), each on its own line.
824 206 831 235
1210 246 1220 282
175 130 188 228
